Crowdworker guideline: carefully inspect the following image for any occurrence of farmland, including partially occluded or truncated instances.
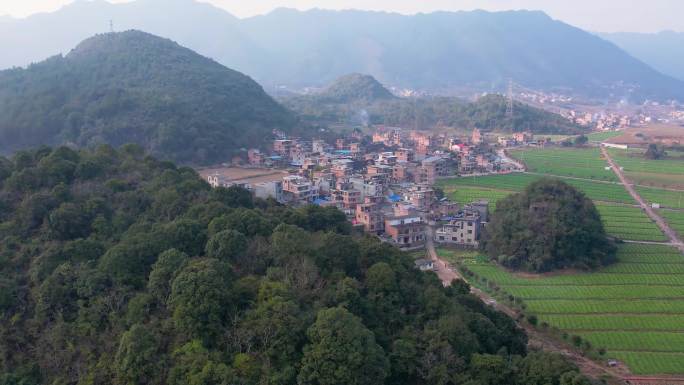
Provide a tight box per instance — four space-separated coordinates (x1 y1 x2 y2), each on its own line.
607 148 684 189
587 131 623 142
438 173 634 204
446 244 684 375
509 147 617 181
437 173 664 241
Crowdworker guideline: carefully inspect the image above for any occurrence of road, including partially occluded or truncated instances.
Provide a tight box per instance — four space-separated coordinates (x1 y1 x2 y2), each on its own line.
601 147 684 252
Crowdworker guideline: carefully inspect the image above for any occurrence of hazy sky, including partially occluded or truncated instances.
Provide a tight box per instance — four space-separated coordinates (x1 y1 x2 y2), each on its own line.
1 0 683 33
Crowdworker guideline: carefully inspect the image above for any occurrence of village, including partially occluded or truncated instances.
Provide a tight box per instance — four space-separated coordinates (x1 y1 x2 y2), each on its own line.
201 127 542 255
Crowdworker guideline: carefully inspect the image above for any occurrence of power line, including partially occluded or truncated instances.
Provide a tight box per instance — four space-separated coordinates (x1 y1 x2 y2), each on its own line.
506 78 514 119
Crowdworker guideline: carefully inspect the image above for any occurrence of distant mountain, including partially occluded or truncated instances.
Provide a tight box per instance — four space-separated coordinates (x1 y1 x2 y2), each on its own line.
318 73 395 103
0 30 299 164
600 31 684 82
1 0 683 101
283 75 584 134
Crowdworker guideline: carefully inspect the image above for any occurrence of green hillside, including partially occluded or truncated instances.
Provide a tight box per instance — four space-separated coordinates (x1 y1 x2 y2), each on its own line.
284 76 584 134
0 146 591 384
0 30 300 164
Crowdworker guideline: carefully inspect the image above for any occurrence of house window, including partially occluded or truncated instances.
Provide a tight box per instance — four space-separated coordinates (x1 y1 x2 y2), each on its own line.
468 230 473 234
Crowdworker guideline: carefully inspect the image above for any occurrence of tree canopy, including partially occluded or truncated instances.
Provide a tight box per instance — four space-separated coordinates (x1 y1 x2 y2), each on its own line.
0 30 302 165
483 178 616 272
0 146 590 384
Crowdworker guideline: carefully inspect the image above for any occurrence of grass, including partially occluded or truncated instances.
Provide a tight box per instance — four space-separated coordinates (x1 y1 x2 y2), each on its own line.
659 210 684 239
439 173 634 204
587 131 623 142
439 175 659 241
447 244 684 375
509 147 617 181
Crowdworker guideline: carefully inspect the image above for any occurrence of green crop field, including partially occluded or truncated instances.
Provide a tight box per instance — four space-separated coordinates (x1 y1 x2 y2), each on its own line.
608 148 684 176
509 147 617 181
659 209 684 239
587 131 623 142
439 173 634 204
447 244 684 375
596 204 666 241
439 174 658 240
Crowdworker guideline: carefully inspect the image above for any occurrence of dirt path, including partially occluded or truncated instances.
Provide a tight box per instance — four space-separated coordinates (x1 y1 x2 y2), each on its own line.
601 147 684 253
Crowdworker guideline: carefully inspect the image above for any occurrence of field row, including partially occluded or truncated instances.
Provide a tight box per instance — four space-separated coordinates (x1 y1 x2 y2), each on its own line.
468 265 684 286
539 315 684 331
440 173 635 204
509 148 617 181
525 299 684 314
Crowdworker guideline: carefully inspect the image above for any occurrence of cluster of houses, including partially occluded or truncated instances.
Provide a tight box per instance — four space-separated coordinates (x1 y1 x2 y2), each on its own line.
206 126 512 249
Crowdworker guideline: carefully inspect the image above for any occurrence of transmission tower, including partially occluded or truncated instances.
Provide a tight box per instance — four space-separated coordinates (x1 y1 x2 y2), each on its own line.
109 20 114 33
506 78 514 118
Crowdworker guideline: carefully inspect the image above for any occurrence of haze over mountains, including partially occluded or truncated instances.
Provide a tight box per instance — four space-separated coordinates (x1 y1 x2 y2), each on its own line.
0 30 299 164
1 0 683 101
601 31 684 82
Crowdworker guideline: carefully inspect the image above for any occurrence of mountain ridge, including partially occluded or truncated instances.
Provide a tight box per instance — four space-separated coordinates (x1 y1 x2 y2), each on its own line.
0 0 682 101
0 30 300 164
600 30 684 81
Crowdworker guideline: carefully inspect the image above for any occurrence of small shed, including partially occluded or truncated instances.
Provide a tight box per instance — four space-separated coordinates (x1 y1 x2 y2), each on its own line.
414 259 435 271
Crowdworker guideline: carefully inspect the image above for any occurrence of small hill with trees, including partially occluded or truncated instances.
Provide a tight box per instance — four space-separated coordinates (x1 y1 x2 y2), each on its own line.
0 30 301 165
483 178 616 272
283 75 585 134
318 73 396 103
0 145 591 384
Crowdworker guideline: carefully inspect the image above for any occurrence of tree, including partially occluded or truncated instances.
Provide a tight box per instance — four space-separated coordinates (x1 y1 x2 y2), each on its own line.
573 135 588 146
298 307 389 385
148 249 189 303
115 324 163 385
169 258 233 343
516 352 584 385
205 230 248 262
645 143 667 160
483 178 616 272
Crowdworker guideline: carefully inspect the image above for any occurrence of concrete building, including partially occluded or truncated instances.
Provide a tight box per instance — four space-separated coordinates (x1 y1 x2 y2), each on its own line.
385 215 425 248
282 175 316 204
435 209 482 247
273 139 294 156
355 202 385 235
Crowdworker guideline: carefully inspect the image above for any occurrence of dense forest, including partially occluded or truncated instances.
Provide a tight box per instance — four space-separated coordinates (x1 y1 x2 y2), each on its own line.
283 75 585 134
0 30 301 165
483 179 616 273
0 146 592 384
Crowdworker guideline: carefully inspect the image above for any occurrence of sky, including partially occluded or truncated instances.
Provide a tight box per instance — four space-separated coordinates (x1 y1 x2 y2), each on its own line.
0 0 683 33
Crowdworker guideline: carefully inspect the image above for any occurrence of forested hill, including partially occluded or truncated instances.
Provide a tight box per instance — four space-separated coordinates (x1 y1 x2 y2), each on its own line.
0 30 300 165
0 145 590 384
317 73 396 103
284 83 585 134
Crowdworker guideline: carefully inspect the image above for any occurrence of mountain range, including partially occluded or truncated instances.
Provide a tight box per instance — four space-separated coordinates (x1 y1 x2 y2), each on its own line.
1 0 683 101
600 31 684 82
0 30 299 164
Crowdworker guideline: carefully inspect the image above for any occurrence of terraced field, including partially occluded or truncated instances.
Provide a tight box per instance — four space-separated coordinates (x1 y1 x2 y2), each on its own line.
449 244 684 375
509 147 617 181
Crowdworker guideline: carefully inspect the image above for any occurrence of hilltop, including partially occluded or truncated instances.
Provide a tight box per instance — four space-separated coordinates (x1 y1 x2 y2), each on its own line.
318 73 396 103
0 1 683 101
0 30 300 164
283 75 584 134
